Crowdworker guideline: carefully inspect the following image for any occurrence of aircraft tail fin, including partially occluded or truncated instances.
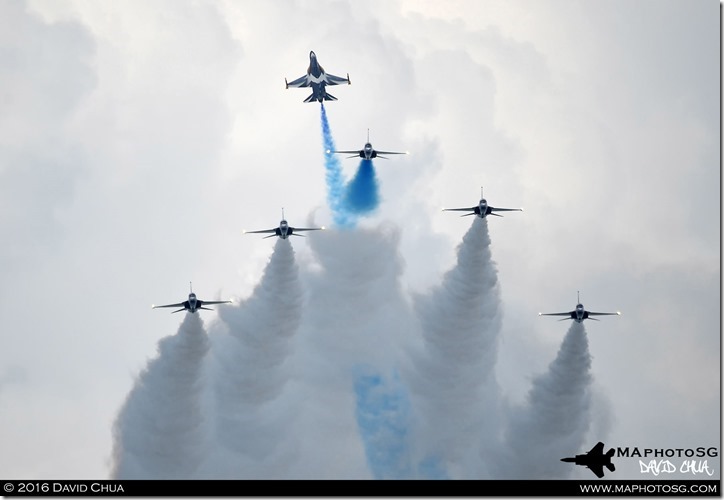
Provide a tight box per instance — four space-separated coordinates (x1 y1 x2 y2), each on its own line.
322 91 338 101
303 93 318 103
172 308 186 314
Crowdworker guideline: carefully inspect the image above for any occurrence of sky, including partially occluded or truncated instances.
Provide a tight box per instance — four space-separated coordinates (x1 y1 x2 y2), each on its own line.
0 0 720 484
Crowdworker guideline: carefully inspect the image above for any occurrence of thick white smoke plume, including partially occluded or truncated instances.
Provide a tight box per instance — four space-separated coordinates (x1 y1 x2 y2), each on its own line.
407 216 504 479
199 237 303 479
492 321 593 478
112 216 596 480
110 312 209 479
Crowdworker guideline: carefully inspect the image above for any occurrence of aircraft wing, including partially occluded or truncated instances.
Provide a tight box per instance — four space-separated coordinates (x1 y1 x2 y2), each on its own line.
292 227 324 232
490 207 523 212
539 311 574 317
588 311 621 317
375 150 407 155
587 464 605 479
443 207 476 212
285 75 309 88
328 150 361 154
153 302 186 309
244 229 277 235
200 300 232 306
442 207 477 216
589 442 605 455
324 72 350 86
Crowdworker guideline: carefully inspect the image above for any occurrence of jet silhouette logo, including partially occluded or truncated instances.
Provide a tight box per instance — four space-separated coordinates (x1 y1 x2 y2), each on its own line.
561 442 616 478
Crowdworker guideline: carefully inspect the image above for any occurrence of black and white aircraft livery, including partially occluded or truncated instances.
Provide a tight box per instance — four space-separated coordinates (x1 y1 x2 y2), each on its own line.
285 51 350 103
442 187 523 218
327 129 409 160
539 291 621 323
243 209 325 240
152 282 232 314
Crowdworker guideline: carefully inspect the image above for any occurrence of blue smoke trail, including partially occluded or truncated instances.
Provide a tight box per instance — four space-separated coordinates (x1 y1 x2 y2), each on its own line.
353 367 414 479
320 104 354 228
344 160 380 215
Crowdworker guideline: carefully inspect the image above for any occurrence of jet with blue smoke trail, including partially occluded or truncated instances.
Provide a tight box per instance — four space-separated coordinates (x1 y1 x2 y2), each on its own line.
320 106 381 227
327 129 408 160
285 51 350 103
443 187 523 219
111 312 211 479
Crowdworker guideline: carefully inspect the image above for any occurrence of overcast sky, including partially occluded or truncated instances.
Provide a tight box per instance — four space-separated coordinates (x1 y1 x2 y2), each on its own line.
0 0 719 482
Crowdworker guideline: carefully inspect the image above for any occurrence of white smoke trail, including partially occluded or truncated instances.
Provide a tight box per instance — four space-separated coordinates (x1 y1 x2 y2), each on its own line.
408 216 504 479
492 321 593 479
199 238 303 478
110 311 210 479
287 222 415 479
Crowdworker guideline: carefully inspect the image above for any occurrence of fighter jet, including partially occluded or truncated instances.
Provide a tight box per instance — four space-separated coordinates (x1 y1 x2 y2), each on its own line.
285 51 350 103
327 129 408 160
561 442 616 478
539 291 621 322
243 209 325 240
442 187 523 218
152 282 232 314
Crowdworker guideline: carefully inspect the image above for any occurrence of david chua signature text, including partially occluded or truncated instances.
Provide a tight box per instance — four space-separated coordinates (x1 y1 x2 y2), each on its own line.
617 447 718 477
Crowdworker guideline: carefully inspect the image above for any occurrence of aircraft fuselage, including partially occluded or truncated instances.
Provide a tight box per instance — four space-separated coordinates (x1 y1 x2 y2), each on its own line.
574 304 587 322
185 293 198 313
277 220 291 239
476 199 490 218
305 51 329 102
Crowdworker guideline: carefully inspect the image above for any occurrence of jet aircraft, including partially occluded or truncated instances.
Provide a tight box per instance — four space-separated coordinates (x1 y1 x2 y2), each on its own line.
327 129 408 160
243 209 325 239
561 442 616 478
285 51 350 103
539 291 621 322
442 187 523 218
152 282 232 314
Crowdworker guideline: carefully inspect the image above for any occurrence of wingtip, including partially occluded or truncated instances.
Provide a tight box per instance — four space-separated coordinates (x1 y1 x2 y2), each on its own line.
617 311 622 315
321 226 326 230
